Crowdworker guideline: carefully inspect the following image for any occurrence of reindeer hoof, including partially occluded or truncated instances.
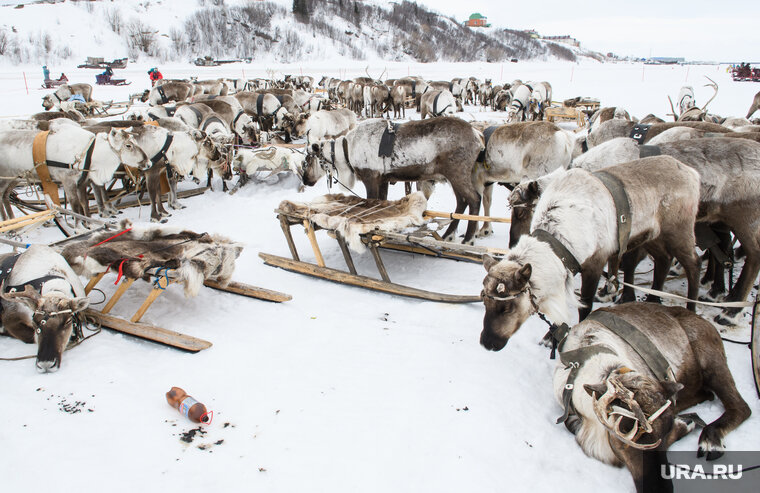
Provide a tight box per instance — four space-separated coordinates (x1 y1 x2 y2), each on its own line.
475 229 493 239
697 429 725 461
714 310 742 327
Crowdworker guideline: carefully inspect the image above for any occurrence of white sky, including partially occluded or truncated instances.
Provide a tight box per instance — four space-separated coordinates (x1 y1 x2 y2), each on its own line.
411 0 758 62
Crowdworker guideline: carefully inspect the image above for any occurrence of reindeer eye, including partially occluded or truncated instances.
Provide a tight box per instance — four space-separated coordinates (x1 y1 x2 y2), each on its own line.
496 283 506 294
36 327 41 334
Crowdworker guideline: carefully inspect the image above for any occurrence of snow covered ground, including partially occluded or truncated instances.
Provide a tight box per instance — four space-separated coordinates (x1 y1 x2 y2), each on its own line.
1 60 759 493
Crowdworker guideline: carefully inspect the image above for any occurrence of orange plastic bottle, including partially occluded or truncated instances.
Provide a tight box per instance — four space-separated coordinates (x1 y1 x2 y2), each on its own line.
166 387 211 424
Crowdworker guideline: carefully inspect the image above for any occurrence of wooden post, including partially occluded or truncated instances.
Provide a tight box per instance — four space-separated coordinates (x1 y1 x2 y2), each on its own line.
23 72 28 95
84 272 107 295
303 219 325 267
368 242 391 282
101 278 136 314
336 234 358 275
131 288 165 323
279 215 300 261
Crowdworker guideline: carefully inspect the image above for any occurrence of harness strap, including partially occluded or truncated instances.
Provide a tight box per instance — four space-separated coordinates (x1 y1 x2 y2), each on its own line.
342 138 353 173
592 170 631 257
76 138 96 188
531 229 581 276
629 123 651 144
638 144 661 158
586 310 675 382
32 130 61 206
5 275 68 294
232 111 246 130
150 134 174 166
256 94 264 116
157 85 168 105
557 344 615 424
433 92 441 115
477 125 500 164
188 105 204 125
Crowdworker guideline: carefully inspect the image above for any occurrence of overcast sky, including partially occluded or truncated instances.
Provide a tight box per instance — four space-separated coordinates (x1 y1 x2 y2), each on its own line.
411 0 757 62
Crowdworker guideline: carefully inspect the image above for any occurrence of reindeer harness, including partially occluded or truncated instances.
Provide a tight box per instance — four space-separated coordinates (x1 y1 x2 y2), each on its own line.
629 123 651 144
0 254 71 319
555 309 676 426
432 93 452 117
32 131 96 205
156 85 169 105
476 126 500 168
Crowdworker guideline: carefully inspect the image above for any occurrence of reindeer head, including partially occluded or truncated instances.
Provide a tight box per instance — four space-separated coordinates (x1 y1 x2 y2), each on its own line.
109 129 150 170
480 255 535 351
1 285 89 373
302 142 327 187
292 113 310 138
508 182 540 247
42 94 55 111
585 368 682 452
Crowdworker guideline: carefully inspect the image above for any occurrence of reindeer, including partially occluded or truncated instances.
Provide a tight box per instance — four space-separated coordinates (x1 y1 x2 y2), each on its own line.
0 245 90 373
556 136 760 325
231 146 306 191
142 82 194 106
480 156 701 351
288 108 357 144
419 90 456 119
492 90 512 111
668 77 719 121
302 117 484 243
42 84 93 111
527 81 552 121
192 79 229 96
550 303 751 493
507 85 532 122
586 119 731 148
587 107 631 133
473 122 574 238
192 98 259 145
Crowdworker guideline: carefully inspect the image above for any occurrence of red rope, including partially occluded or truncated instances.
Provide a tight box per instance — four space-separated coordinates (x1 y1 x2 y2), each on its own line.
92 227 133 248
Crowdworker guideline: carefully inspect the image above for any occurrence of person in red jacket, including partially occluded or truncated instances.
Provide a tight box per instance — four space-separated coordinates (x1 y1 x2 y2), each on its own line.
148 67 163 86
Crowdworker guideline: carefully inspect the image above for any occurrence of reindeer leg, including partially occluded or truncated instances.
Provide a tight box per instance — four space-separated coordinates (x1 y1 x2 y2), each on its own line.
579 264 604 320
442 194 465 243
696 349 751 459
476 183 494 238
167 174 184 210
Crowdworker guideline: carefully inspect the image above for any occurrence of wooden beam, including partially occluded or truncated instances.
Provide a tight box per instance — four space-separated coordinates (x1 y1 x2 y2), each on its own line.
423 210 511 224
203 280 292 303
303 219 325 267
131 287 165 323
368 242 391 282
84 272 107 295
101 278 136 314
753 301 760 399
279 214 300 261
84 309 212 352
259 252 482 304
335 234 358 275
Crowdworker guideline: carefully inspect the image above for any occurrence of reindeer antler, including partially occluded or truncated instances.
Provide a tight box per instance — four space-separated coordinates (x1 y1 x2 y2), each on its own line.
702 76 718 111
667 95 678 121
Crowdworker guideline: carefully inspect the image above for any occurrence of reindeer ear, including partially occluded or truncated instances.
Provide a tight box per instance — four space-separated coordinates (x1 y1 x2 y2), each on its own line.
483 254 499 272
311 143 320 154
1 285 41 311
516 263 532 285
527 181 539 198
660 381 684 399
67 297 89 314
584 383 607 397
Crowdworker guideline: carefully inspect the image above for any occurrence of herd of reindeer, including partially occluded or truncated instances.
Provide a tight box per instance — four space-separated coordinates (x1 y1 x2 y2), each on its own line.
3 68 760 492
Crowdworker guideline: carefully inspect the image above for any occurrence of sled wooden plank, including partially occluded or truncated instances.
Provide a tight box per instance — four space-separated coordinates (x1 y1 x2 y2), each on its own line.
203 280 292 303
259 252 481 304
423 210 511 224
113 186 210 210
377 242 483 263
303 219 325 267
84 309 212 352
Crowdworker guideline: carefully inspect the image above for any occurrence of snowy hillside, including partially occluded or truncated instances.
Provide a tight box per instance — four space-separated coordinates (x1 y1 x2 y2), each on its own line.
0 0 591 65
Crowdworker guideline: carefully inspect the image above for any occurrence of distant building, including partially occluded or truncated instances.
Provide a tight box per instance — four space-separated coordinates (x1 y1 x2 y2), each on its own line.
645 57 685 65
523 29 540 38
464 13 490 28
542 35 580 48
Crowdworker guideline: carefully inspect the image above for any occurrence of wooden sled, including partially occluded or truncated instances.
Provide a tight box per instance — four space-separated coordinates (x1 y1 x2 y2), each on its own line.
260 204 509 303
83 268 291 351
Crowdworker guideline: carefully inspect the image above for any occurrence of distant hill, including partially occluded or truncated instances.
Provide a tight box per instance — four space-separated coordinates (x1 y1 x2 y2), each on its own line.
0 0 601 65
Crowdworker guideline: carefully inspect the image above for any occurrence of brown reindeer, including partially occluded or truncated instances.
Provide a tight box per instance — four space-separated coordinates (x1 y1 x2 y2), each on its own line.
551 303 750 493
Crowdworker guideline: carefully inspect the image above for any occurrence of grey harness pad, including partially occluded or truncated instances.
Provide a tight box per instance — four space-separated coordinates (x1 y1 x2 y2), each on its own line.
256 94 265 116
157 85 168 104
378 123 402 158
433 92 441 115
201 115 226 132
638 144 661 158
587 310 674 382
593 170 631 256
629 123 651 144
477 126 500 163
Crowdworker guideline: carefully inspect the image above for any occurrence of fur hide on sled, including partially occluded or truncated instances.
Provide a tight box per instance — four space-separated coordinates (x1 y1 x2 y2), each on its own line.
278 192 428 253
58 220 243 297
